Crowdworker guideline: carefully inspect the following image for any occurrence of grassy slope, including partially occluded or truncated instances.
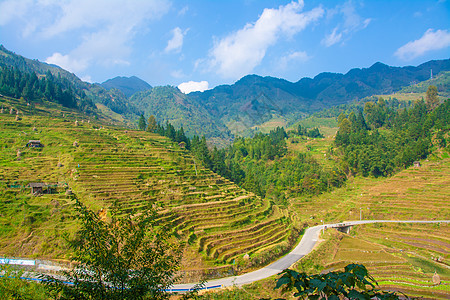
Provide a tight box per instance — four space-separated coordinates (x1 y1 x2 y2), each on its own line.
0 95 294 283
288 151 450 299
1 94 448 298
203 116 449 299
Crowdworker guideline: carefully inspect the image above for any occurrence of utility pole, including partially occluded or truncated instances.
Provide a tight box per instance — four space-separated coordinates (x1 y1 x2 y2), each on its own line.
360 208 362 221
321 219 324 235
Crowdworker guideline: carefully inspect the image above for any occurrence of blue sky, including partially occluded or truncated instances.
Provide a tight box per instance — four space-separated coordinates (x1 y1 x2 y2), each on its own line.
0 0 449 93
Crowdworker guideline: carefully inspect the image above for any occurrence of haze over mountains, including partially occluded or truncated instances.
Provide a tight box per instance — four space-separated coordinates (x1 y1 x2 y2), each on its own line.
1 45 449 141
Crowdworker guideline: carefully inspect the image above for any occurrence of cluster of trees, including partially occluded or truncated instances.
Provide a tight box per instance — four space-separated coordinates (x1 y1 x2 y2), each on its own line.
140 115 191 149
192 127 345 203
311 96 413 119
292 124 324 138
335 89 448 177
0 66 95 111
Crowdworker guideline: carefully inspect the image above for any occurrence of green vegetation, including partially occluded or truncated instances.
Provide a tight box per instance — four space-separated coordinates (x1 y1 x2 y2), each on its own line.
129 86 231 142
0 94 293 280
400 71 450 98
0 266 52 299
0 46 449 299
0 66 93 111
44 198 182 300
335 98 449 177
185 127 345 206
276 264 401 300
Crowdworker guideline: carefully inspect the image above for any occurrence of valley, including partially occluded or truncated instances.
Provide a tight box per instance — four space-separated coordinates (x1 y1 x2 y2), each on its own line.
0 46 448 299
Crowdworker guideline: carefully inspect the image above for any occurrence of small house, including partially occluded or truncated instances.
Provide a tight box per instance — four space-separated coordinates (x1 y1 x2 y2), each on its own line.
178 141 186 149
26 140 44 148
413 161 421 167
28 182 47 195
28 182 56 195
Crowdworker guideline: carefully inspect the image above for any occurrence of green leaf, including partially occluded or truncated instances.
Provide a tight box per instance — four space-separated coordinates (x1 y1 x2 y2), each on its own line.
275 275 292 289
348 289 370 300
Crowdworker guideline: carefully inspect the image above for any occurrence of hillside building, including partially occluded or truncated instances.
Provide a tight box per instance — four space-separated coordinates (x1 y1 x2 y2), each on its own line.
28 182 57 195
26 140 44 148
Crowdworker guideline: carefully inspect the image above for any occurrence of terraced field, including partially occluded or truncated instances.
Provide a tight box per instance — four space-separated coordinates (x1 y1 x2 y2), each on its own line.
292 157 450 299
0 96 294 280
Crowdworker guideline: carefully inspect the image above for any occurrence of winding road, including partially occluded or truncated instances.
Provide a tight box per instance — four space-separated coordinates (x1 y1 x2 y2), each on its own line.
170 219 450 291
1 219 448 292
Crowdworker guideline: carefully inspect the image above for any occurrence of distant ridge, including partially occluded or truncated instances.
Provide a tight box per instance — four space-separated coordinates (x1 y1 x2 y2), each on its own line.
101 76 152 98
1 44 448 140
188 59 450 136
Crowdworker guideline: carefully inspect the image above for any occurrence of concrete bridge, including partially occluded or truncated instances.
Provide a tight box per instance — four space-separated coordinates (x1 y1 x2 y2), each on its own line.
328 222 353 234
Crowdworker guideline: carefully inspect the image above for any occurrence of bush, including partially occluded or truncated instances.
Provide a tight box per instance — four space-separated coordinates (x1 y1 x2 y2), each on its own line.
43 198 183 300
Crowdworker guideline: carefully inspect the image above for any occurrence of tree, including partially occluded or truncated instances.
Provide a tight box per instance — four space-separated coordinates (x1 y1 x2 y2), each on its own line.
146 115 157 133
275 264 401 300
426 85 438 111
138 114 147 131
44 198 183 300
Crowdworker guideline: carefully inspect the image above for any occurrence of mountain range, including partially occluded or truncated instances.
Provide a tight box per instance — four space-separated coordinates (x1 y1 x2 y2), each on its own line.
1 45 449 142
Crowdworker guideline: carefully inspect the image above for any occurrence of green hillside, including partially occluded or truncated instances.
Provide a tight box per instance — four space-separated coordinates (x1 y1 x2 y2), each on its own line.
0 45 141 123
0 95 294 282
129 86 232 143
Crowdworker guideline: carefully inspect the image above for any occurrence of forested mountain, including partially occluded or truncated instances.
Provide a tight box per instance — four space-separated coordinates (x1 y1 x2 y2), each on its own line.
0 45 141 119
129 86 231 142
1 45 448 141
0 45 85 89
189 60 450 136
100 76 152 98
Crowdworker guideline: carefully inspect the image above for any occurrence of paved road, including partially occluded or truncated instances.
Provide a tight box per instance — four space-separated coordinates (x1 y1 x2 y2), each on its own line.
170 219 450 291
1 219 448 291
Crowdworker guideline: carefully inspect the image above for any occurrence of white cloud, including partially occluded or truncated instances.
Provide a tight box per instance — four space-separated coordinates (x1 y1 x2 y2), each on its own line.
165 27 187 53
395 29 450 61
178 81 209 94
321 1 371 47
45 52 88 73
178 5 189 16
1 0 170 75
322 27 343 47
205 0 323 79
40 0 170 38
0 0 30 26
81 75 93 83
278 51 310 70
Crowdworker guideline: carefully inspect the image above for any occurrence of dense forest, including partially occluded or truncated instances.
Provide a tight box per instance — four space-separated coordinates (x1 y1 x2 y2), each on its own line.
0 66 95 113
335 92 448 177
147 88 448 206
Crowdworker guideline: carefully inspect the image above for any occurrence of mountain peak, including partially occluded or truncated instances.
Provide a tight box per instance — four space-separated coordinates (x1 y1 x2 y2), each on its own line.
101 76 152 98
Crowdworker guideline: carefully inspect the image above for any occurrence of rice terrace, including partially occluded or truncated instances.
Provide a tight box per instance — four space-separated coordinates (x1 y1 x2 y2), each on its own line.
0 1 449 299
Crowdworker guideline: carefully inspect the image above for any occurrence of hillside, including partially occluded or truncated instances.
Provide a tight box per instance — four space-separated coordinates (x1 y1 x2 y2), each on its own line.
0 45 141 121
188 60 450 136
100 76 152 98
129 86 232 143
0 95 294 281
2 45 449 141
290 158 450 299
200 124 450 299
